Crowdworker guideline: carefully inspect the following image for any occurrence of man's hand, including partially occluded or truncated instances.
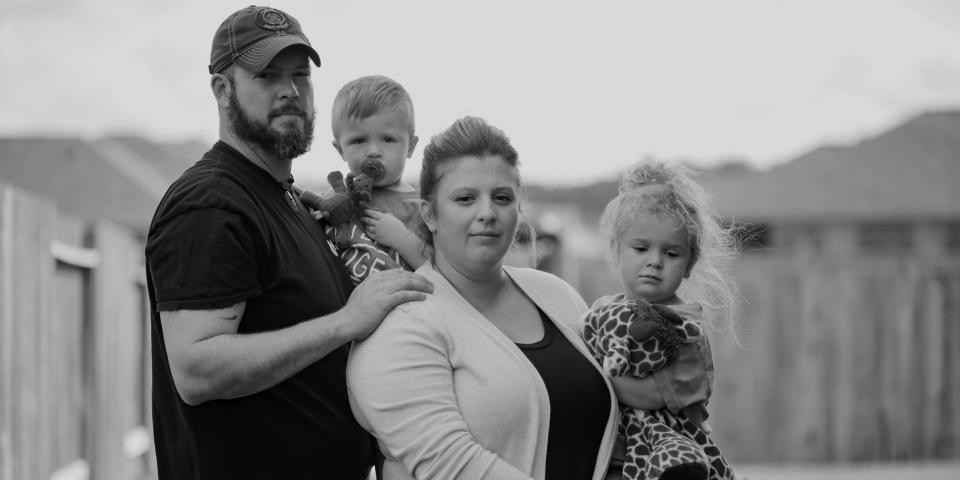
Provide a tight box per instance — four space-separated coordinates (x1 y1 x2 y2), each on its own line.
338 268 433 341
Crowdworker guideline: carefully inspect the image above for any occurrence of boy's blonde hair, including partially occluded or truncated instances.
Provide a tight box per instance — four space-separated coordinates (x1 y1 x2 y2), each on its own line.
599 160 740 334
331 75 415 140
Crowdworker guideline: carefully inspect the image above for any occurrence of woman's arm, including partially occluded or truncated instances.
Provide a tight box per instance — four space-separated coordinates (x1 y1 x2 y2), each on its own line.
347 311 532 480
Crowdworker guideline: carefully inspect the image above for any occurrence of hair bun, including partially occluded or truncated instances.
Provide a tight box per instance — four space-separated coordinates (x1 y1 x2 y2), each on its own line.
620 161 675 193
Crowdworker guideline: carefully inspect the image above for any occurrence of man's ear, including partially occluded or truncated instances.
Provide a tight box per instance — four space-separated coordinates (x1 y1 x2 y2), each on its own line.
407 135 419 158
331 139 343 156
211 73 232 108
419 199 437 233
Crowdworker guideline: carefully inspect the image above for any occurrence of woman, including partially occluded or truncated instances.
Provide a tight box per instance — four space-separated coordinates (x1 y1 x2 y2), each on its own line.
346 116 619 480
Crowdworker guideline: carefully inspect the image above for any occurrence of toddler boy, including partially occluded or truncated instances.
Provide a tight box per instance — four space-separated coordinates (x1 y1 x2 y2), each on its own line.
327 75 426 283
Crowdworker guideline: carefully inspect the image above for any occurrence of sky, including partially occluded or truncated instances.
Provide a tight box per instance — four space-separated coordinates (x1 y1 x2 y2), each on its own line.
2 0 960 186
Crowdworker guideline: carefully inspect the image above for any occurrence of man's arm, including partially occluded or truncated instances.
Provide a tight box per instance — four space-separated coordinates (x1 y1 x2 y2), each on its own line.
162 269 433 406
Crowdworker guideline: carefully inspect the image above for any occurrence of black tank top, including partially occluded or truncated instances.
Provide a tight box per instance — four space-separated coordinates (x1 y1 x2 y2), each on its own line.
517 309 610 480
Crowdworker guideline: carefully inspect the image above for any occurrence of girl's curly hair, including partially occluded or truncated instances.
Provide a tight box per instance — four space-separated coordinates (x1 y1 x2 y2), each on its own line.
600 160 740 335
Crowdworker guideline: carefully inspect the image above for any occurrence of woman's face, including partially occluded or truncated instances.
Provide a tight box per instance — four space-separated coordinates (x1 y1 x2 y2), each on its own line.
422 155 521 277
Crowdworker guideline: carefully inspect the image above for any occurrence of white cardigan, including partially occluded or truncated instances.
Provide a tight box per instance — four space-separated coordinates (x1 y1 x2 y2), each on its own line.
347 264 619 480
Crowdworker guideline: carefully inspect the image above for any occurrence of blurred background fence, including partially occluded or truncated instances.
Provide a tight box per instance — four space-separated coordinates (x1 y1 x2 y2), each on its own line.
0 182 153 480
712 255 960 462
547 243 960 465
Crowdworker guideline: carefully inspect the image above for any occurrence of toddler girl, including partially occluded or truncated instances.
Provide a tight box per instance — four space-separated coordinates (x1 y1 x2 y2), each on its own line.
583 160 738 480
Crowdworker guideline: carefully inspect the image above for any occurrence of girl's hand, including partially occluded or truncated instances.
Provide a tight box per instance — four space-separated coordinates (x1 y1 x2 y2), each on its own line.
363 209 411 248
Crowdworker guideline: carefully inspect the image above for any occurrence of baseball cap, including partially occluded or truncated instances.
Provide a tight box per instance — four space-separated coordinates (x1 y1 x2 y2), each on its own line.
209 6 321 75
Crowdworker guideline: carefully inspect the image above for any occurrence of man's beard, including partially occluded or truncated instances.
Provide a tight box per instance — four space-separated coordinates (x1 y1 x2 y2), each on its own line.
228 88 315 160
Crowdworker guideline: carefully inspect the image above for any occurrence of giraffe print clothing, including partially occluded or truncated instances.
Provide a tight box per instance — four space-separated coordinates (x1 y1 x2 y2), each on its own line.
582 299 703 379
582 298 737 480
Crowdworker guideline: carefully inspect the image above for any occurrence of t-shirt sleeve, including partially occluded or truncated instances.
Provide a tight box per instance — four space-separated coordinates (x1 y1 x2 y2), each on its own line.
146 207 262 311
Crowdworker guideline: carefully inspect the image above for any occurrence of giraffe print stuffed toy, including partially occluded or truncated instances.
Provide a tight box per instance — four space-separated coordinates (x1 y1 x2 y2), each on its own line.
582 298 736 480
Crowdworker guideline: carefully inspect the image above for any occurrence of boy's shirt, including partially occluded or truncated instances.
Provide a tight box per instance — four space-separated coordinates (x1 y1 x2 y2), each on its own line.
325 188 421 284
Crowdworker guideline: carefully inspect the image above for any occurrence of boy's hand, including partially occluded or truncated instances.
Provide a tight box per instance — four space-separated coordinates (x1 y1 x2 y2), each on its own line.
363 209 412 248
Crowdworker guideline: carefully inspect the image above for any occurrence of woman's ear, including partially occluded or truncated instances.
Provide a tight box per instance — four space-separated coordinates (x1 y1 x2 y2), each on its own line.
420 199 437 233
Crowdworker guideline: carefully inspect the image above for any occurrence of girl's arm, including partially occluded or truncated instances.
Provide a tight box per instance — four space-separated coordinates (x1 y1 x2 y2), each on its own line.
610 375 667 410
610 341 712 412
651 340 712 414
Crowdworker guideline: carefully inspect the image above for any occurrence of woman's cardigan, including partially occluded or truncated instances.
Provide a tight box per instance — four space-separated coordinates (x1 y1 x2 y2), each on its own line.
346 264 619 480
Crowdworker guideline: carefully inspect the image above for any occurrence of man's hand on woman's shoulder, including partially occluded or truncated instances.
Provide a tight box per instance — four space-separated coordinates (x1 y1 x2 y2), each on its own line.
338 269 433 341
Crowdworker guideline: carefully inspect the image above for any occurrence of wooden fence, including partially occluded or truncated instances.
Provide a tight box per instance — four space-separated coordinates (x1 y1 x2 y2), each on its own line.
708 255 960 463
0 183 152 480
571 250 960 463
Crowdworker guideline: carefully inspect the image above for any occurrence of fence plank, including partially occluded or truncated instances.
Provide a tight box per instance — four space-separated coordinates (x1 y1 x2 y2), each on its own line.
947 271 960 458
1 185 13 480
0 185 57 480
794 264 827 461
925 270 950 457
88 222 150 480
52 217 89 472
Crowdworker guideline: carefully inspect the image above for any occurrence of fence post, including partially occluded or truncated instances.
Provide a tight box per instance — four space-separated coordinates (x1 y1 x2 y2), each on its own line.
0 184 57 480
87 221 151 480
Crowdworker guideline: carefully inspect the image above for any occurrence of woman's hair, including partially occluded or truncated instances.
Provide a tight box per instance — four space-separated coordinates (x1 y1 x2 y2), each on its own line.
416 116 528 258
599 160 740 334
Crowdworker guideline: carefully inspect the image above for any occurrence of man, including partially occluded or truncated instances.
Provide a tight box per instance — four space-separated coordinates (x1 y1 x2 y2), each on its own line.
145 6 432 479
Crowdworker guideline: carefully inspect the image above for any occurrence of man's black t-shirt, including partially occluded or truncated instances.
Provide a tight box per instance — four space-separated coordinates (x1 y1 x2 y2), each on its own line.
145 141 373 479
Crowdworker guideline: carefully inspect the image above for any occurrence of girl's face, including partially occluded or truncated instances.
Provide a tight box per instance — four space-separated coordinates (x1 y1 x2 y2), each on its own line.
421 155 521 277
617 212 695 304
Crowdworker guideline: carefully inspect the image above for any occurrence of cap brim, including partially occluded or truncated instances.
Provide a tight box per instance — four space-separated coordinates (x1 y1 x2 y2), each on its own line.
235 35 321 73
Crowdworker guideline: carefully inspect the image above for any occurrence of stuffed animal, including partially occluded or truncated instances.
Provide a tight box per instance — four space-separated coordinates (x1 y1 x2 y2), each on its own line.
300 159 386 249
583 298 718 480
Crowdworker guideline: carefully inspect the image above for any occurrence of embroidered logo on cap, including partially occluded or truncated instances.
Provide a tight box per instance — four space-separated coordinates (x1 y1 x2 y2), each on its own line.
255 8 290 32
